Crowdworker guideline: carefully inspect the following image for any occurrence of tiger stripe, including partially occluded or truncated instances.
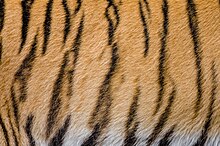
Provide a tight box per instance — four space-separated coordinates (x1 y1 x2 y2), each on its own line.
48 115 71 146
0 0 4 32
61 0 70 45
46 14 84 139
10 86 20 134
19 0 35 53
42 0 53 55
139 0 150 57
105 0 120 45
154 0 169 115
158 126 175 146
24 115 35 146
9 30 38 146
13 30 38 102
82 43 119 145
0 0 4 62
0 114 10 146
0 0 219 145
45 50 68 139
146 84 176 146
74 0 82 15
186 0 204 117
124 122 139 146
193 61 218 146
143 0 151 16
82 1 120 145
7 109 19 146
81 124 100 146
123 86 140 146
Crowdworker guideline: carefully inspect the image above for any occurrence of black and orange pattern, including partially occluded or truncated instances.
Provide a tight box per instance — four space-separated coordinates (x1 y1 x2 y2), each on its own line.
0 0 219 146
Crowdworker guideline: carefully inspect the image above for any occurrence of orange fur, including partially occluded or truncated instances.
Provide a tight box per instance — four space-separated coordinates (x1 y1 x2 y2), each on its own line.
0 0 220 145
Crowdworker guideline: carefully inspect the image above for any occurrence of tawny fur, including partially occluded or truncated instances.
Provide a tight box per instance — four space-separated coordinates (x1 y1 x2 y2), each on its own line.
0 0 220 146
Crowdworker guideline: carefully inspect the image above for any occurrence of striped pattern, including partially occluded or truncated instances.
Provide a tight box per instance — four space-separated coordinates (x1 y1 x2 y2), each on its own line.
19 0 35 53
0 0 219 146
186 0 204 117
0 0 4 62
82 1 120 144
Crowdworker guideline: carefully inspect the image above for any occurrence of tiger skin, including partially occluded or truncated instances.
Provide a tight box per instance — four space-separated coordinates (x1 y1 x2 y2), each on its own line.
0 0 220 146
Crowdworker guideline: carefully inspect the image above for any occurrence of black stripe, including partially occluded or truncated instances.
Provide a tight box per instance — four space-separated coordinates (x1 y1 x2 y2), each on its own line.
0 0 4 62
48 115 71 146
0 37 2 63
154 0 169 115
105 0 120 45
186 0 203 116
146 85 176 146
46 15 84 138
123 86 140 146
74 0 82 15
82 43 119 146
0 0 4 32
24 115 35 146
14 31 38 102
71 14 84 61
193 61 217 146
42 0 53 54
0 114 10 146
7 109 19 146
143 0 151 16
10 122 19 146
10 86 20 134
19 0 35 53
10 31 38 145
139 0 150 57
123 122 139 146
81 1 120 145
125 87 140 132
62 0 71 44
67 14 84 96
81 124 101 146
46 52 68 139
158 126 175 146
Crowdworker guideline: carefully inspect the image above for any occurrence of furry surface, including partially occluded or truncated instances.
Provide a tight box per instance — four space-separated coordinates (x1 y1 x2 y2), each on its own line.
0 0 220 146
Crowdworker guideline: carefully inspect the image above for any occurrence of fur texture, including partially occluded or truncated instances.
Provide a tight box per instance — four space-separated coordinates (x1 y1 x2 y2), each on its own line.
0 0 220 145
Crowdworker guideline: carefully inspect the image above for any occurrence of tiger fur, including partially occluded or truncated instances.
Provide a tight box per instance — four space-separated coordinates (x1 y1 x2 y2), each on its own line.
0 0 220 146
